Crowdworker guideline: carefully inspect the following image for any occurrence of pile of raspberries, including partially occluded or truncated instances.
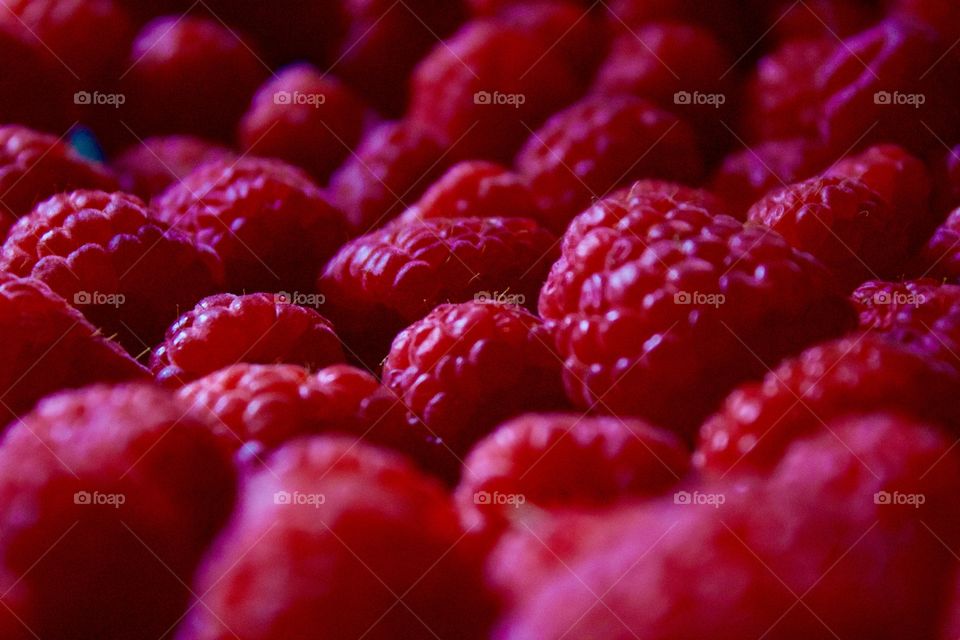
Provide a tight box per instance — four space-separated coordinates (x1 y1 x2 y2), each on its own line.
3 0 960 638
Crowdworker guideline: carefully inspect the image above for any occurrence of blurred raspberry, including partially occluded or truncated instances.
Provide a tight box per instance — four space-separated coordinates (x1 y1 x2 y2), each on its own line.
0 24 71 131
111 135 235 199
150 292 345 386
0 125 117 235
0 190 223 352
175 437 496 640
516 95 703 231
761 0 880 41
0 383 235 639
154 157 348 293
918 208 960 281
932 144 960 215
237 63 368 182
893 0 960 39
539 186 855 436
320 217 557 368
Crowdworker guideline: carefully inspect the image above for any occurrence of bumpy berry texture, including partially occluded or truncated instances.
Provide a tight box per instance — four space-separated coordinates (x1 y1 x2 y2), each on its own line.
0 273 145 426
747 176 906 290
539 184 855 436
409 20 581 162
0 383 236 640
516 95 703 231
150 292 345 386
111 135 235 199
154 157 348 293
320 216 557 368
917 208 960 281
175 437 496 640
0 125 117 235
0 190 223 352
383 302 568 471
696 335 960 476
237 63 368 182
456 413 688 533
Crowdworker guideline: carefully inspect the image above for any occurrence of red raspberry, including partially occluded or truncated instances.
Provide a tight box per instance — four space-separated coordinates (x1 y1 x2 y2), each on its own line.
918 207 960 281
175 436 496 640
123 16 267 141
456 413 688 533
539 186 855 436
150 292 345 386
382 302 568 468
237 63 368 182
747 176 907 290
0 23 70 131
0 274 145 425
320 217 557 368
0 190 223 352
0 125 117 235
327 120 450 233
409 20 581 162
154 157 348 293
111 135 235 199
516 95 703 231
0 383 236 640
398 160 543 225
893 0 960 39
933 144 960 214
695 335 960 477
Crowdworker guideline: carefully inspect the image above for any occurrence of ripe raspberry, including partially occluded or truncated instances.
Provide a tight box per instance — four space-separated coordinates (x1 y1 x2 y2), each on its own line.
409 20 581 162
539 187 855 436
0 125 117 235
456 413 688 533
918 207 960 281
695 334 960 476
237 63 368 181
0 274 145 425
123 16 267 141
398 161 543 225
933 144 960 214
0 23 70 131
320 217 557 368
150 292 345 386
154 157 348 293
111 135 235 199
175 436 496 640
747 176 907 290
0 383 236 640
327 120 450 233
382 302 568 469
0 190 223 352
516 95 703 231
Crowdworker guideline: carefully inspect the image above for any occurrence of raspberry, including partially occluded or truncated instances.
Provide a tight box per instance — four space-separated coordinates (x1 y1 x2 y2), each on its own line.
0 190 223 352
0 274 145 425
237 63 368 181
149 292 345 386
409 20 581 162
320 217 557 368
398 160 544 225
918 207 960 281
122 16 267 141
327 120 450 233
175 436 496 640
746 176 907 290
0 383 236 639
695 334 960 476
0 125 117 235
456 413 688 533
516 95 703 231
933 144 960 214
111 135 235 199
382 302 568 468
154 157 348 293
539 186 855 436
893 0 960 39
